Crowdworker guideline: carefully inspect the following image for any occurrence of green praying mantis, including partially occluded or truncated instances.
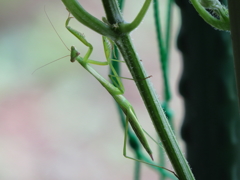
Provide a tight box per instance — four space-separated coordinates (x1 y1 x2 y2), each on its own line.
65 15 178 177
40 10 178 178
66 15 153 159
66 13 156 157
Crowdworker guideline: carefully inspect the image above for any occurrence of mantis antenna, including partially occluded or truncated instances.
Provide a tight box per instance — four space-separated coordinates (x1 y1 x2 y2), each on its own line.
44 6 70 51
32 7 71 74
32 55 69 74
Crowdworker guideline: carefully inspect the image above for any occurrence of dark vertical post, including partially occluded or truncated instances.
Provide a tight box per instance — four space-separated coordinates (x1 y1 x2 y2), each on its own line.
228 0 240 108
175 0 240 179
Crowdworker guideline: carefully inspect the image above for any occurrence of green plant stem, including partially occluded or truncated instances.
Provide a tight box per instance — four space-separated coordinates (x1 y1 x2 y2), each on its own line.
153 0 170 102
165 0 173 54
102 0 124 25
153 0 173 105
101 2 194 178
110 1 142 179
152 0 174 179
228 0 240 108
110 0 177 180
120 0 152 33
115 34 193 180
62 0 195 179
134 157 141 180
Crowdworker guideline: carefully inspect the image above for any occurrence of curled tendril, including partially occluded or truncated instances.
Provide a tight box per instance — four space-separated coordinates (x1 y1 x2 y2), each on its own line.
190 0 230 31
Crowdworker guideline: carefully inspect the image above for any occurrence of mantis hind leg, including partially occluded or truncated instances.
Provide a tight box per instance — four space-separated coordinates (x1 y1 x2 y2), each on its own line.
108 73 152 94
86 58 124 67
123 115 179 179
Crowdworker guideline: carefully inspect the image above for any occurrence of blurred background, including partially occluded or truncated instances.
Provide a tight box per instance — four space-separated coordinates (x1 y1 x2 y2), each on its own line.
0 0 183 179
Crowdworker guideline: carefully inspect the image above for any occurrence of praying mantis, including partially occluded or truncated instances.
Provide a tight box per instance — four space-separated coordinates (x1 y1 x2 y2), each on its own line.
64 14 178 178
66 14 154 160
39 10 178 177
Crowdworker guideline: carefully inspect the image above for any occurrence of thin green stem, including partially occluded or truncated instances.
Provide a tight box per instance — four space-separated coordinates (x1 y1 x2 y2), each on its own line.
109 3 142 179
102 0 124 25
152 1 173 178
153 0 172 103
164 0 173 104
165 0 173 56
120 0 152 33
134 157 141 180
159 141 166 180
153 0 165 57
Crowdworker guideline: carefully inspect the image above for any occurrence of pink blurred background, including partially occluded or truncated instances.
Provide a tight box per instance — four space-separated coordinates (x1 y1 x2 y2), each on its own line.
0 0 184 179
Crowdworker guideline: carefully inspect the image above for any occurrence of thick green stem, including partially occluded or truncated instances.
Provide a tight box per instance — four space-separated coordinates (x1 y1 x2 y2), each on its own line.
102 0 124 25
61 0 115 37
115 34 194 180
62 0 195 179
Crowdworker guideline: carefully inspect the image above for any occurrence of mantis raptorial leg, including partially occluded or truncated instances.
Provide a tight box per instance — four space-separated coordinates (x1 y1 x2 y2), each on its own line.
65 15 178 178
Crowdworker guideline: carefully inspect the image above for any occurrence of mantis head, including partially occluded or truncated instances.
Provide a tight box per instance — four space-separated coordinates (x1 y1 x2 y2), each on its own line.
70 46 80 63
